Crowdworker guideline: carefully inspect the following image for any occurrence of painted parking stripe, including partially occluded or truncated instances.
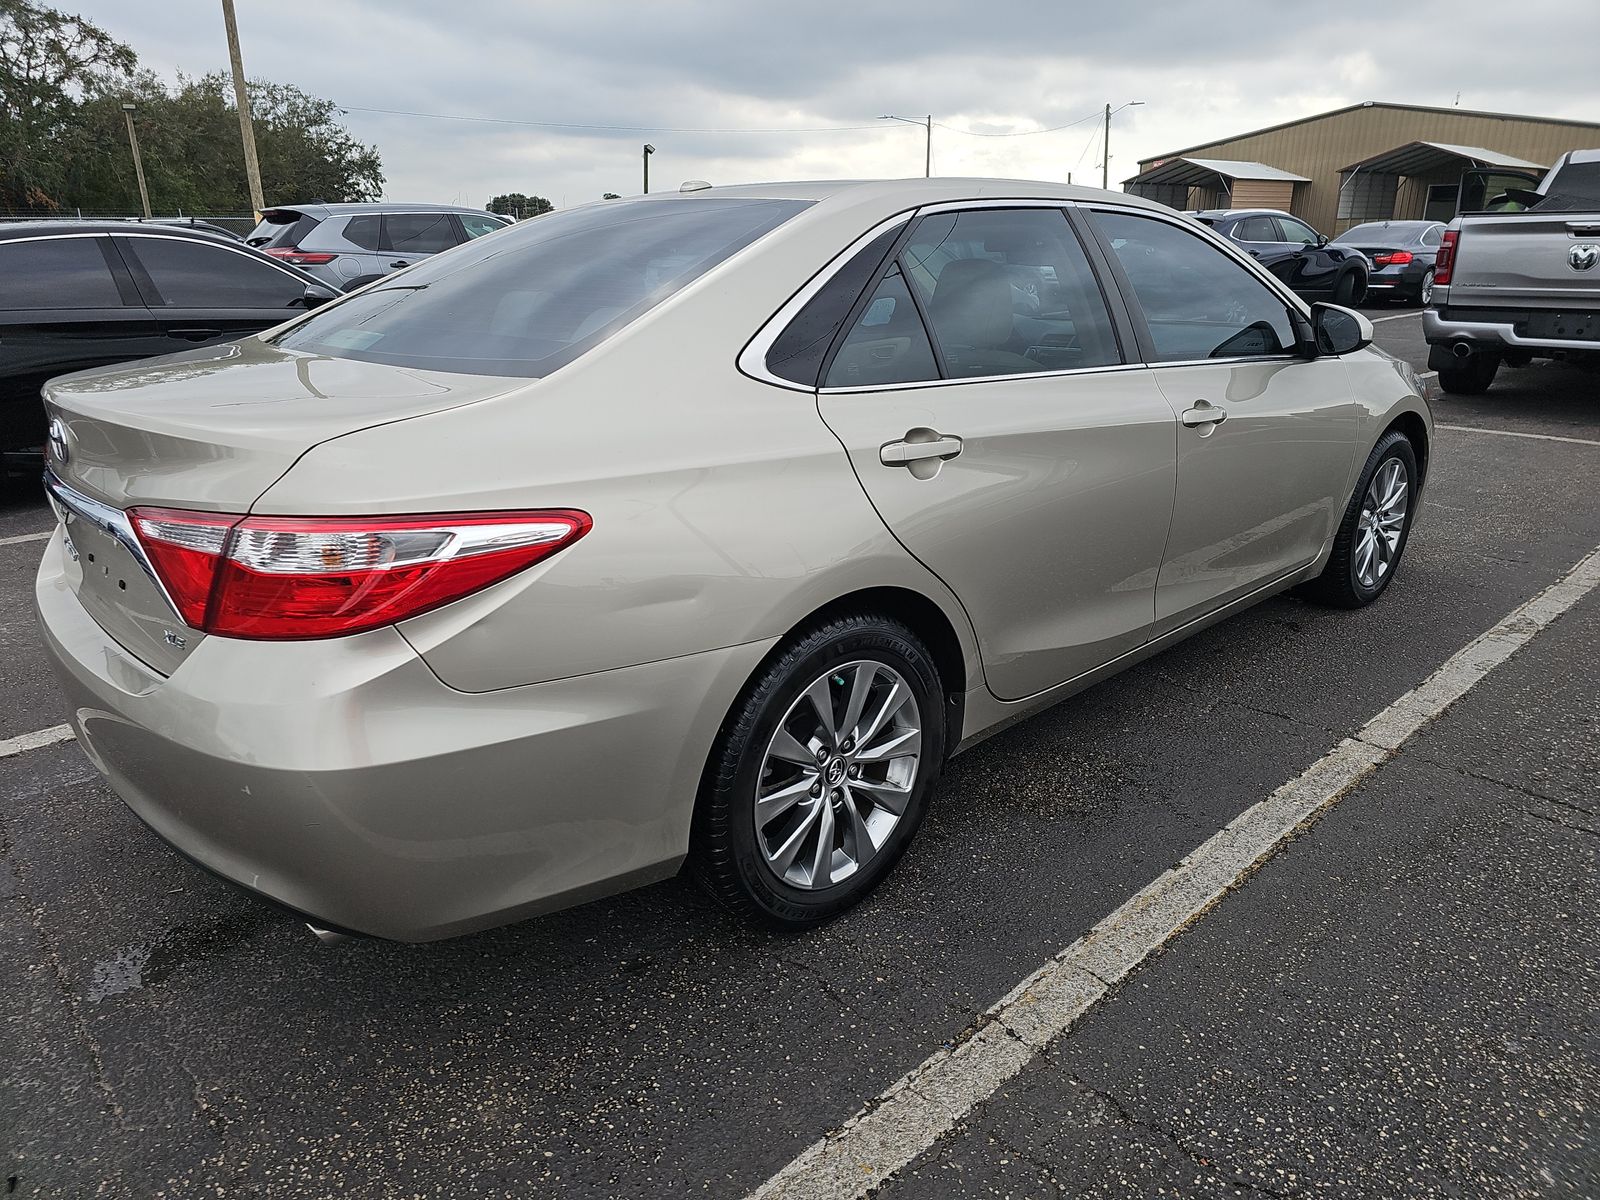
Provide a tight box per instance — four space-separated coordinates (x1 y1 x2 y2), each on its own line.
0 724 75 759
750 543 1600 1200
0 529 52 548
1436 423 1600 448
1369 310 1422 323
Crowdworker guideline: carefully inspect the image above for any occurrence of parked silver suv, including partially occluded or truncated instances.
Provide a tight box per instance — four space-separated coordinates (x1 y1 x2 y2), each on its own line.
245 202 511 290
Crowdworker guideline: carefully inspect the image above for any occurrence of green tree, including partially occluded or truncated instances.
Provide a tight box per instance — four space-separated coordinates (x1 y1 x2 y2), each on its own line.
487 192 553 219
0 0 134 209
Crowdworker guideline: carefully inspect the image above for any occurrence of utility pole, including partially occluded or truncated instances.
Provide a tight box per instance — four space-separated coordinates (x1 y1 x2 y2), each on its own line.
220 0 265 219
121 103 152 218
1102 103 1111 190
1102 101 1144 190
879 114 931 177
643 143 655 193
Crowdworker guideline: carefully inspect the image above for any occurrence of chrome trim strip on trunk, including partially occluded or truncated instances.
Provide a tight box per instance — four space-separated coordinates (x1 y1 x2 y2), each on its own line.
42 470 185 617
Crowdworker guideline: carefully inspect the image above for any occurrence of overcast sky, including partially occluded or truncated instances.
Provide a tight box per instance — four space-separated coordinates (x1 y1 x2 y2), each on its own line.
67 0 1600 211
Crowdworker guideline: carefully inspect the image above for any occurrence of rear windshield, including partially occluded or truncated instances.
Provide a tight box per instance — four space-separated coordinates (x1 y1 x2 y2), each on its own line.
247 210 319 249
270 197 811 377
1337 222 1427 242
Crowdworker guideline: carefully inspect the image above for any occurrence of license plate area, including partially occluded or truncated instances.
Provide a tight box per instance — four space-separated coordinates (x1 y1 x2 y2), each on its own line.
1517 311 1600 341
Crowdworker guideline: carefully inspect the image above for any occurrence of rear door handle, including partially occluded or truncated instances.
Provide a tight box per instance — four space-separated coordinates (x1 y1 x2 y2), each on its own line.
1180 401 1227 427
168 328 222 341
389 260 410 269
880 434 963 466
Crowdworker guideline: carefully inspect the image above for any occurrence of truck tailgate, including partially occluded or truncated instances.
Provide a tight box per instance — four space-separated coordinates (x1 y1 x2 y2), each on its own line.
1452 213 1600 309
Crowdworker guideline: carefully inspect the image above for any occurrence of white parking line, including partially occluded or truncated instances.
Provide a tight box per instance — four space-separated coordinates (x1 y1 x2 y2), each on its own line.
0 529 52 548
750 544 1600 1200
0 724 75 759
1436 423 1600 447
1369 310 1422 323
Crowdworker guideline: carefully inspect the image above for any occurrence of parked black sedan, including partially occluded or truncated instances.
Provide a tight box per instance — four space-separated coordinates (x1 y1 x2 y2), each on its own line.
1330 220 1446 306
0 222 337 474
1188 209 1368 304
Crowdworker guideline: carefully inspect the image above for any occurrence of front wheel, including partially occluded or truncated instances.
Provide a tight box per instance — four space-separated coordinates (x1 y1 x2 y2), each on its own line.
1301 431 1419 609
693 615 945 928
1332 269 1361 306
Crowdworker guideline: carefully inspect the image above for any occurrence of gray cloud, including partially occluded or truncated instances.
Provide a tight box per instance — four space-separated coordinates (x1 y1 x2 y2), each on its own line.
66 0 1600 209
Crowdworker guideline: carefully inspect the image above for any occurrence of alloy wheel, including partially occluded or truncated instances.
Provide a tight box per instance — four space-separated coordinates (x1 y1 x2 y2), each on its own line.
1420 270 1435 306
1354 457 1409 590
754 660 922 890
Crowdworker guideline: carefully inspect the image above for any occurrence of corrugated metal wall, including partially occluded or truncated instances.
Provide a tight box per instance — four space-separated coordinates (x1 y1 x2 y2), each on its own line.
1136 104 1600 235
1228 179 1295 210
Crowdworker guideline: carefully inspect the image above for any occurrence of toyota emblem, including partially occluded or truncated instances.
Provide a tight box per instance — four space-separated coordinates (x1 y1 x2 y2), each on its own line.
1570 244 1600 271
47 417 69 464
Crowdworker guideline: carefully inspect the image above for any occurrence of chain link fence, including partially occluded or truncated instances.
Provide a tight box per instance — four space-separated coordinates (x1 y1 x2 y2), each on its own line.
0 210 258 238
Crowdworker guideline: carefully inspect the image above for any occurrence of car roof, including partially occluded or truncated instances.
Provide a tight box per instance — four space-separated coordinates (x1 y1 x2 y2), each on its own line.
262 202 507 218
1190 208 1294 220
0 220 241 243
594 177 1172 211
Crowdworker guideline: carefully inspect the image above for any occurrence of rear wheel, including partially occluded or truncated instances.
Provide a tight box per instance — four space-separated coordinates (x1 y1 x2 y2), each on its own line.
693 615 944 928
1437 352 1501 395
1417 269 1436 307
1301 431 1418 609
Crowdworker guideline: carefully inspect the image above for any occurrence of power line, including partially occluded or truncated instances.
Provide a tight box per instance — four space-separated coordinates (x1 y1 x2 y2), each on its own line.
933 110 1103 137
337 105 889 135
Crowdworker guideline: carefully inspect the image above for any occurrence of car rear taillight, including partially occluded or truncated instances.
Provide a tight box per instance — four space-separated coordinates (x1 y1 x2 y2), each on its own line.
1373 250 1413 266
263 247 338 265
1434 231 1458 286
130 509 591 640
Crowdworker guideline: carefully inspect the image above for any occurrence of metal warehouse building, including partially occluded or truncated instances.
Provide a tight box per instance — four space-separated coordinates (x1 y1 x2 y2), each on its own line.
1125 100 1600 235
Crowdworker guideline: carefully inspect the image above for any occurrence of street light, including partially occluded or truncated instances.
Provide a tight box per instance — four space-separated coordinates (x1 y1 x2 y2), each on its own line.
879 114 932 178
1102 101 1144 190
121 102 152 219
643 143 656 194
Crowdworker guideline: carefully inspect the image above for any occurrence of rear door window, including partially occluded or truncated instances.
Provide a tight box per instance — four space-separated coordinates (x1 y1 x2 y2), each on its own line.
273 196 812 377
121 237 308 309
899 207 1121 377
0 237 125 308
342 215 382 250
765 223 905 387
1233 216 1280 242
823 267 940 388
381 213 459 255
1090 210 1299 362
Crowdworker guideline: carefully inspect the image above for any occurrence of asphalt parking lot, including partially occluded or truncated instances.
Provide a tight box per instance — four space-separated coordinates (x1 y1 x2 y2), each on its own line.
2 313 1596 1198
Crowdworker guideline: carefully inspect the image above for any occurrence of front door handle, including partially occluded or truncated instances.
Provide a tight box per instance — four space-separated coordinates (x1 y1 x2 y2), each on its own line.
1180 401 1227 427
167 328 222 341
880 434 963 466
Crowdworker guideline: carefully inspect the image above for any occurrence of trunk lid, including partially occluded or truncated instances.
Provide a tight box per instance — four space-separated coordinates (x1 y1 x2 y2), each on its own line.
43 336 520 675
1451 212 1600 308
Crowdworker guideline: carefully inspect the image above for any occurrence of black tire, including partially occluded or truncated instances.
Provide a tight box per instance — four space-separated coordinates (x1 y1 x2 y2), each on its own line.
1437 353 1501 395
692 614 946 928
1332 269 1360 306
1301 430 1420 609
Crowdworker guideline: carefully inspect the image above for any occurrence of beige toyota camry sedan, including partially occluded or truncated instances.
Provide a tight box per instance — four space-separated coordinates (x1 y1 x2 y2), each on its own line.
36 179 1431 941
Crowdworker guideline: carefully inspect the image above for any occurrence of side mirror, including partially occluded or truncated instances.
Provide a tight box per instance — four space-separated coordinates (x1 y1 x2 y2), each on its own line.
1310 302 1372 356
1315 233 1329 247
300 283 339 308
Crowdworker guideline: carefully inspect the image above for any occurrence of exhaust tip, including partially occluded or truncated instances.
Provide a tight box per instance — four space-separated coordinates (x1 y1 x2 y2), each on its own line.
306 922 353 945
1452 341 1475 359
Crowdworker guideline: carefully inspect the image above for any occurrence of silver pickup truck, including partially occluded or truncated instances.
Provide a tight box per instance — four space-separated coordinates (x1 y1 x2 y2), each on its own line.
1424 149 1600 394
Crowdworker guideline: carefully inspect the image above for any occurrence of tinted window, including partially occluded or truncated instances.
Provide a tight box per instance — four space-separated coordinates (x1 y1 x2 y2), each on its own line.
823 267 939 388
246 211 318 249
1278 217 1321 246
343 215 381 250
125 238 308 308
382 213 459 255
1233 216 1279 242
900 207 1120 377
460 213 508 240
0 237 123 309
1420 225 1442 246
1091 211 1299 362
274 197 811 377
766 224 904 386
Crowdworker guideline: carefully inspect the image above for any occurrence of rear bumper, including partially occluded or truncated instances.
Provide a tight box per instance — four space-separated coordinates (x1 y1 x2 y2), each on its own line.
35 530 772 941
1423 304 1600 359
